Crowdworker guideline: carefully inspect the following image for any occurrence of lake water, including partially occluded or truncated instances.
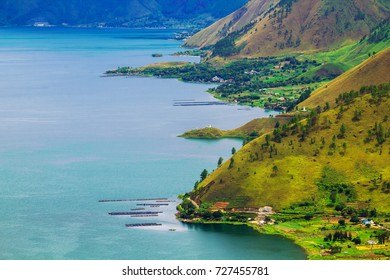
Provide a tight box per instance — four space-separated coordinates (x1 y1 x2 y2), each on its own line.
0 27 306 260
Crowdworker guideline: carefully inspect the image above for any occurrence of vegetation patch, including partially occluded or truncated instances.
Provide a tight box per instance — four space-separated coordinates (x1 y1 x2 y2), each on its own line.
177 82 390 259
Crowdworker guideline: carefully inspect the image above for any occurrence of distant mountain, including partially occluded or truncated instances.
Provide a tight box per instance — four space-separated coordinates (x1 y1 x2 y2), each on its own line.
0 0 248 28
185 0 390 57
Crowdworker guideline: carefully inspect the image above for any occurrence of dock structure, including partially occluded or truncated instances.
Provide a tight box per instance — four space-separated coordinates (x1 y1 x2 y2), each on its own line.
108 211 162 216
136 203 169 206
173 101 227 107
98 198 168 203
130 214 159 217
125 223 162 228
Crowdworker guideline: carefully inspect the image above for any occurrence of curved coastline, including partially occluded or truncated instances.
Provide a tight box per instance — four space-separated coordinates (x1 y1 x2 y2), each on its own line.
178 218 308 260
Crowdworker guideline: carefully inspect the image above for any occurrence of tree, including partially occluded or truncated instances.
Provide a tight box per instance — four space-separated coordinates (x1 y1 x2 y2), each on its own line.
377 232 390 244
324 233 332 242
352 236 361 245
200 169 208 181
350 215 360 224
265 134 271 145
212 211 223 220
330 245 342 254
323 102 330 111
352 110 362 121
228 158 235 169
330 190 337 203
193 180 199 189
335 203 345 211
338 219 346 226
304 213 314 220
338 123 346 138
217 157 223 167
273 128 282 143
231 147 236 155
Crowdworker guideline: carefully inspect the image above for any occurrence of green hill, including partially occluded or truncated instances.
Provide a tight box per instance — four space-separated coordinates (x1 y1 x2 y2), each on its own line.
193 86 390 211
301 47 390 109
177 52 390 259
188 50 390 211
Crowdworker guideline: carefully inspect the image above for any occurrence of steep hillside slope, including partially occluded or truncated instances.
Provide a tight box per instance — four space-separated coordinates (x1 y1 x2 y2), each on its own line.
186 0 390 57
189 54 390 212
300 47 390 109
185 0 278 47
193 84 390 212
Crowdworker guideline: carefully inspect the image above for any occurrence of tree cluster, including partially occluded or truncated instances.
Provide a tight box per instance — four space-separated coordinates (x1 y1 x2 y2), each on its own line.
324 230 352 242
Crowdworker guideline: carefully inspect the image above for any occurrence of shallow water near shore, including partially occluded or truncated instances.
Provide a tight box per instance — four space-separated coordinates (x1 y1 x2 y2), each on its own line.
0 27 306 260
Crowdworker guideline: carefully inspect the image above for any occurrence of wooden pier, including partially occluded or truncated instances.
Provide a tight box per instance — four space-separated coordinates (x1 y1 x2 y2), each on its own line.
130 214 159 217
173 101 227 106
108 211 162 216
125 223 162 228
136 203 169 206
99 198 168 203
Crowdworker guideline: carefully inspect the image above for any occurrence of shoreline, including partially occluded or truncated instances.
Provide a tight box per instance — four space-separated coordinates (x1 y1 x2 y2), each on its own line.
177 214 390 260
179 218 311 257
178 218 309 259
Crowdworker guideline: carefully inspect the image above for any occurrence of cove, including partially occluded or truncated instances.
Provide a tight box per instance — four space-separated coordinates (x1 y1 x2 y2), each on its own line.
0 27 306 260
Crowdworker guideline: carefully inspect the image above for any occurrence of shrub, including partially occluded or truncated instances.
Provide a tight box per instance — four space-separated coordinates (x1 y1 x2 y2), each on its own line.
352 237 362 245
350 215 360 224
338 219 346 226
304 213 314 220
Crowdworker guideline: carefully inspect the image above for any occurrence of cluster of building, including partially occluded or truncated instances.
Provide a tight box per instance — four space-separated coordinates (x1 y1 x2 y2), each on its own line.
211 76 234 83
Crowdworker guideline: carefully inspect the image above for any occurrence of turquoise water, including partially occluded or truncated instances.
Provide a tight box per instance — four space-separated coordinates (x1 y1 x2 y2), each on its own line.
0 28 306 260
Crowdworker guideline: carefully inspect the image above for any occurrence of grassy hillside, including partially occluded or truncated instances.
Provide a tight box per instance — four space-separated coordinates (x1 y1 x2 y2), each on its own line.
174 40 390 260
179 80 390 259
186 0 390 58
300 47 390 109
302 21 390 70
188 64 390 212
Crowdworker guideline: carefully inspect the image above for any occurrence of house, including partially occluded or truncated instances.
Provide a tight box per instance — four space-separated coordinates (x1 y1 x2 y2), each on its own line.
212 76 222 83
367 240 377 245
244 70 259 75
362 219 374 226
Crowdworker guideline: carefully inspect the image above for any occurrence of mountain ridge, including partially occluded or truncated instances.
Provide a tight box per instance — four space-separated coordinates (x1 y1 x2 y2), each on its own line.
186 0 390 57
0 0 248 28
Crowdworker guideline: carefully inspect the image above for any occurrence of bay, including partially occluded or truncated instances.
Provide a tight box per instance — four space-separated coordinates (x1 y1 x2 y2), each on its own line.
0 27 306 260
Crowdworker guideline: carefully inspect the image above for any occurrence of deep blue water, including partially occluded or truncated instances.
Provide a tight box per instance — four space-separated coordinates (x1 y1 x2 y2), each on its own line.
0 27 306 260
